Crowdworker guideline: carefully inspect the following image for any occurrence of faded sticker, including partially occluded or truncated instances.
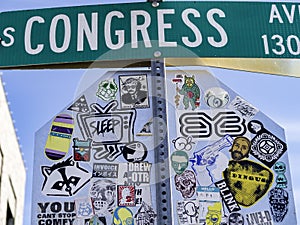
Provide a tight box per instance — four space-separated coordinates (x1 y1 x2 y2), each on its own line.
172 136 194 151
228 96 259 119
136 118 153 136
249 120 287 168
122 142 148 163
204 87 229 108
177 200 199 225
84 215 107 225
75 198 94 218
245 210 273 225
73 138 92 161
118 185 135 207
119 75 149 109
67 95 89 113
92 163 118 178
223 160 274 207
134 201 157 225
124 162 152 186
178 110 246 140
171 150 189 175
176 75 201 110
269 188 289 223
77 100 136 161
41 157 90 197
90 179 116 215
274 161 287 188
96 79 118 101
175 170 196 198
214 180 241 213
112 207 134 225
37 201 76 225
44 113 74 161
190 135 232 186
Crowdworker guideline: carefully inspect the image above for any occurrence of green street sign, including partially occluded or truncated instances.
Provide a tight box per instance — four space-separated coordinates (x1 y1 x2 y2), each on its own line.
1 1 300 68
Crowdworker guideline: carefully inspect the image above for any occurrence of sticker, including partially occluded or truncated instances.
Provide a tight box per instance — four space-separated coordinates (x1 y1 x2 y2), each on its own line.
122 141 148 163
118 185 135 207
249 120 287 168
204 87 229 108
136 118 153 136
119 75 149 109
96 79 118 101
228 96 259 119
273 161 287 188
112 207 134 225
177 200 199 225
190 135 232 186
85 215 107 225
134 201 157 225
204 202 222 225
75 198 94 218
229 136 251 161
44 113 74 161
223 160 274 207
90 179 116 215
176 75 200 110
172 74 184 108
77 100 136 161
171 150 189 175
178 111 246 140
67 95 89 113
73 138 92 161
41 157 90 196
37 201 76 225
124 162 152 186
172 136 194 151
245 210 273 225
134 187 151 206
92 163 118 178
269 188 289 223
214 180 241 213
175 170 196 198
228 212 245 225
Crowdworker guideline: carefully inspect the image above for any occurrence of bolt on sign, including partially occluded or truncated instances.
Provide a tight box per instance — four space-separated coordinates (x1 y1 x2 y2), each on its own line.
1 2 300 69
32 67 297 225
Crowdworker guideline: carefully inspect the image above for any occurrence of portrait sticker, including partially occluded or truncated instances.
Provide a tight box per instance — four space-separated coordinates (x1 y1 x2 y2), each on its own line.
228 212 245 225
175 170 196 199
176 200 199 225
92 163 119 178
41 157 90 197
112 207 134 225
119 75 149 109
118 185 135 207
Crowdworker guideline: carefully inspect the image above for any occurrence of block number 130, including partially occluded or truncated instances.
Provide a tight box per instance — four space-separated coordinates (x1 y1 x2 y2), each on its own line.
261 34 300 56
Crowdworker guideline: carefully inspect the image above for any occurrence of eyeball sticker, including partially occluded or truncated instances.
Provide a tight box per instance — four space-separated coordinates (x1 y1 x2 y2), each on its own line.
204 87 229 108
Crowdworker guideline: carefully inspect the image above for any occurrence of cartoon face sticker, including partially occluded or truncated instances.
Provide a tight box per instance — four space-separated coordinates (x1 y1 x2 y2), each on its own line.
112 207 134 225
96 79 118 101
228 212 244 225
171 151 189 174
230 137 251 161
172 136 194 151
175 170 196 198
274 161 286 173
204 87 229 108
41 157 90 196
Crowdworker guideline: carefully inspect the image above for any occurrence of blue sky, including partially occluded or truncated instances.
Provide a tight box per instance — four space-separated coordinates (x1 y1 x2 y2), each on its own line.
1 1 300 225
